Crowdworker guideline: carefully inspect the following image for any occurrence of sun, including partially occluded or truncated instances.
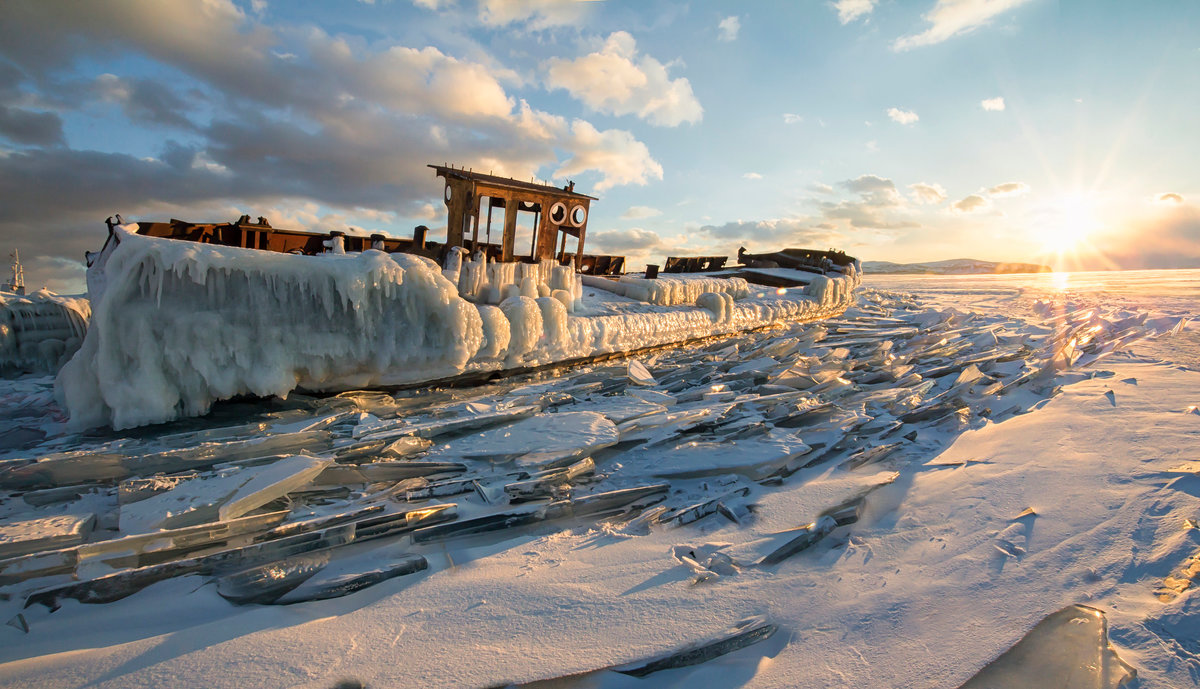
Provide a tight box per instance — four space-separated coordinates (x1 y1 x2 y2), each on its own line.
1040 193 1099 254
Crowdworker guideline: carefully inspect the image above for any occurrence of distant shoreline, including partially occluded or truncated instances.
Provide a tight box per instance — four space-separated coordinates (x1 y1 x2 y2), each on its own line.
863 258 1052 275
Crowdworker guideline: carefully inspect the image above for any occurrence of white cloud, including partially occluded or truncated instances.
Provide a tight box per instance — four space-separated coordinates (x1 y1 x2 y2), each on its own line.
544 32 703 127
1157 192 1184 204
894 0 1035 51
952 194 990 213
478 0 589 29
987 181 1028 197
744 172 763 180
909 182 947 205
554 119 664 191
887 107 918 125
981 96 1005 111
834 0 877 24
621 205 662 220
811 183 835 194
718 16 740 42
840 174 902 207
783 113 803 124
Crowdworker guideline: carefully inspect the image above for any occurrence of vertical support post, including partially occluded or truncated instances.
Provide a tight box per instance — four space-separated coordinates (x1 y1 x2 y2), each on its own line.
470 197 480 251
484 200 493 255
535 195 557 261
445 180 469 248
530 209 540 260
501 198 518 262
575 226 586 267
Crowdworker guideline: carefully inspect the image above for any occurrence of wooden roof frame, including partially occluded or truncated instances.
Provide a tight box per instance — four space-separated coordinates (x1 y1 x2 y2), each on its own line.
430 164 596 264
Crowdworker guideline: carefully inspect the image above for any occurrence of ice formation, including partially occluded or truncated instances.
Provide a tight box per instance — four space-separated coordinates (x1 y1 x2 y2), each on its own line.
584 274 752 306
55 225 859 429
0 289 90 375
57 226 484 429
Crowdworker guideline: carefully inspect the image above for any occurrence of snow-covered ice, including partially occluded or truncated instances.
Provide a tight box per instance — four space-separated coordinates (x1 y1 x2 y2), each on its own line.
0 268 1197 688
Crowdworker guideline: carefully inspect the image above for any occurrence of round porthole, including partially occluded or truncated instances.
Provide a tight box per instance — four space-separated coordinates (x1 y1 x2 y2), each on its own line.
570 204 587 227
444 185 453 203
549 202 567 225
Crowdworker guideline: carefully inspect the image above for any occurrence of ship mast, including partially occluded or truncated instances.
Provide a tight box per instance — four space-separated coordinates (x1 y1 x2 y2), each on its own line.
7 249 25 295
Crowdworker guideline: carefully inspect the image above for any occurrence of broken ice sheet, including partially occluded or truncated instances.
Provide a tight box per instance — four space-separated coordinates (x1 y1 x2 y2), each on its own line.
431 411 618 465
276 556 428 605
616 430 811 480
216 551 330 605
354 404 540 442
615 404 733 445
0 513 95 559
958 605 1136 689
565 394 668 424
118 454 330 533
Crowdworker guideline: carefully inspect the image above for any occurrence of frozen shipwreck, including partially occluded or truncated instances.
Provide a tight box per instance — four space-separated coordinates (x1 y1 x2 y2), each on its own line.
57 165 861 429
1 251 90 376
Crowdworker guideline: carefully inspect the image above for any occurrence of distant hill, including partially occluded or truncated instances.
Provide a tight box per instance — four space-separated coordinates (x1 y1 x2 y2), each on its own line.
862 258 1053 275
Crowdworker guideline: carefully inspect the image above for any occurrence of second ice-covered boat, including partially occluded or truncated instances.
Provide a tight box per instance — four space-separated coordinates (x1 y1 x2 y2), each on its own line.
57 165 861 430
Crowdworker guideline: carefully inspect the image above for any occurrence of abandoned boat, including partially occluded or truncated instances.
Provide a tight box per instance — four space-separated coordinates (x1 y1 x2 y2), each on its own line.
57 164 861 430
0 251 91 376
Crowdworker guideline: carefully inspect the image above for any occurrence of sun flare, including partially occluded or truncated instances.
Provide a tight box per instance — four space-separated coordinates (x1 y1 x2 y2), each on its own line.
1041 193 1099 254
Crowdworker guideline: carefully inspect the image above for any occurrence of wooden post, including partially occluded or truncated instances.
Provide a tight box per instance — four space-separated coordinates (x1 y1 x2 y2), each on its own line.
444 179 470 249
535 196 557 260
502 200 518 262
484 200 493 254
530 208 540 260
470 198 480 251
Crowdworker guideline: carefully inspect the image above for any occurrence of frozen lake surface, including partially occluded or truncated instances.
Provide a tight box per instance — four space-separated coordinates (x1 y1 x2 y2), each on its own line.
0 269 1197 688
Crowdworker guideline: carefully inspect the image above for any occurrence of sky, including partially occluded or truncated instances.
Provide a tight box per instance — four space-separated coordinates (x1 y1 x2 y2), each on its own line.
1 0 1199 293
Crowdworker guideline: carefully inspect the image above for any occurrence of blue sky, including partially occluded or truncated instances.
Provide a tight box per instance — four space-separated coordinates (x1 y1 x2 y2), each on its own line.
2 0 1198 292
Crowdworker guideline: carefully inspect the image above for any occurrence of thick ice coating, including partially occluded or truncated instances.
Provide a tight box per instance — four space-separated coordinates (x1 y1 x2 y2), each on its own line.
57 227 483 429
0 289 90 375
57 226 859 429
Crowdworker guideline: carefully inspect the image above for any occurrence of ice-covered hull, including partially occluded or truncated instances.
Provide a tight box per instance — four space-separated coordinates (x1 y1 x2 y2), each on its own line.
57 225 860 430
0 289 90 376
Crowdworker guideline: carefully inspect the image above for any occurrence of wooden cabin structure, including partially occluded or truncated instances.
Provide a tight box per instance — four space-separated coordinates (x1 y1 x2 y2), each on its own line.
117 165 626 275
430 165 597 266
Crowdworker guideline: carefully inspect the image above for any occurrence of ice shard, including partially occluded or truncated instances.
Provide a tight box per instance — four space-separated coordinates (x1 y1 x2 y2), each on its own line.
217 552 330 605
958 605 1136 689
614 616 778 677
273 554 428 604
118 454 330 533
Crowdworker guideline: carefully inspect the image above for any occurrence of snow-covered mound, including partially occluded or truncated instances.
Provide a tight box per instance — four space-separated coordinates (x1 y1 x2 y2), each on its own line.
0 289 90 376
56 227 859 430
